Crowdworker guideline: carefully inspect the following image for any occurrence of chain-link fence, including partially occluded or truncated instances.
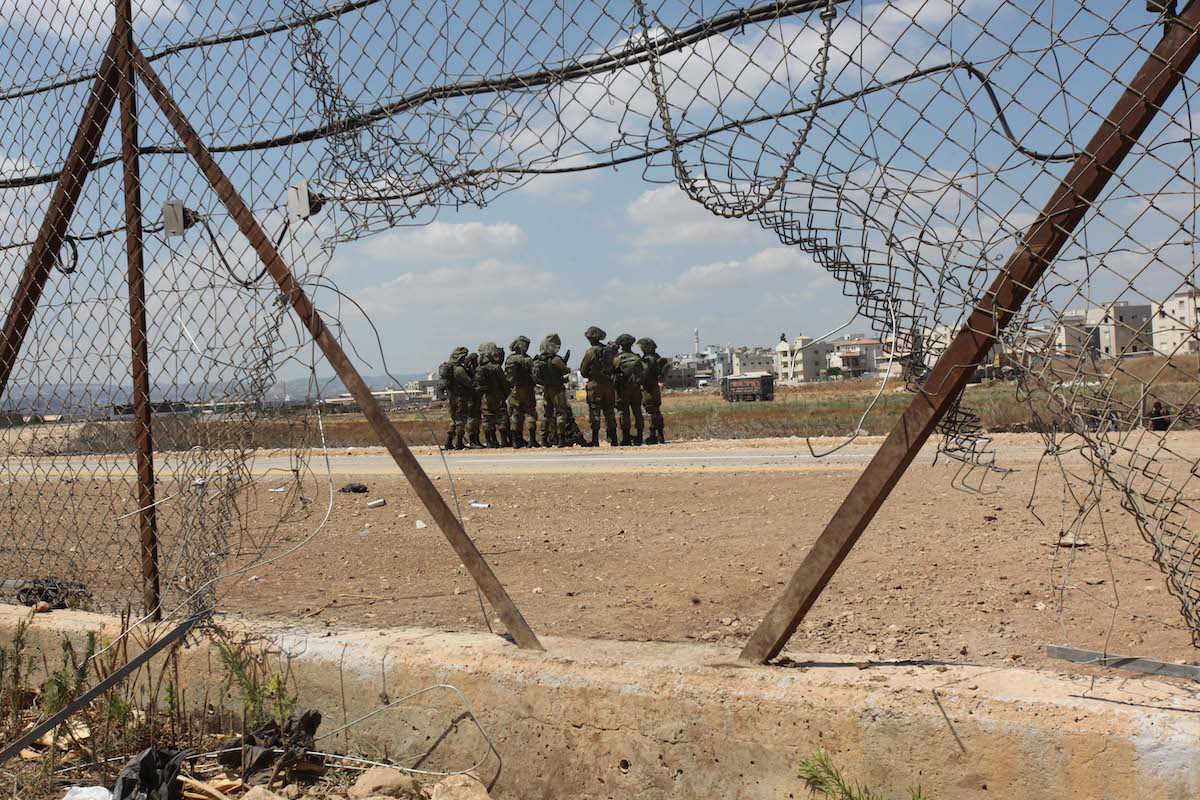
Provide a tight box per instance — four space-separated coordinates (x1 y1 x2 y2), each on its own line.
1 0 1200 659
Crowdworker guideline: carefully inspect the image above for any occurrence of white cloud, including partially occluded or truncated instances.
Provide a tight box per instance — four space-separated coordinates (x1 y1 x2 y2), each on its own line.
355 258 552 312
2 0 182 39
356 221 526 266
625 186 754 251
675 246 829 290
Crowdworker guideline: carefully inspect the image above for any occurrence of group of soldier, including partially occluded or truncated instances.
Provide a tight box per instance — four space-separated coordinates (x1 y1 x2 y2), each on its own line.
438 326 672 449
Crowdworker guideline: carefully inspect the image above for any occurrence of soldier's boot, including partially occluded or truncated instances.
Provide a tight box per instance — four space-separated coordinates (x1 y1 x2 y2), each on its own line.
587 425 601 447
557 429 571 448
658 418 667 444
634 428 644 446
619 428 632 447
455 432 466 450
485 431 500 448
443 432 456 451
528 424 541 447
468 432 485 449
512 431 527 449
500 429 512 447
606 423 619 447
645 427 659 445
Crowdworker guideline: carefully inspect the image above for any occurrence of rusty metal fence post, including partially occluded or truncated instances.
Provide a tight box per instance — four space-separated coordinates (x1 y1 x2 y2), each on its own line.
741 3 1200 663
116 0 161 619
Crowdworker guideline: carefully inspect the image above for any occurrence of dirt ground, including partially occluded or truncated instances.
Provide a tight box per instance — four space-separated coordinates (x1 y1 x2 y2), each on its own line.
216 432 1200 672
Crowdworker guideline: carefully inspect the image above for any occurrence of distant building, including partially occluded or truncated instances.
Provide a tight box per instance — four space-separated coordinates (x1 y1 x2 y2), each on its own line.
731 347 775 376
1053 301 1152 357
827 335 883 378
320 387 429 412
664 360 698 389
405 375 443 400
1153 289 1200 356
702 345 734 381
774 333 834 383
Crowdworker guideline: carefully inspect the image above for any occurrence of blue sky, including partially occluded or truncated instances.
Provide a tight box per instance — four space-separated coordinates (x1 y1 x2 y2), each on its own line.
3 0 1200 393
327 163 851 375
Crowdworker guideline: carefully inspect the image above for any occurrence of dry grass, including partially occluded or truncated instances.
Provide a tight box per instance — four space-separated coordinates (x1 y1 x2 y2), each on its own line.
8 360 1198 457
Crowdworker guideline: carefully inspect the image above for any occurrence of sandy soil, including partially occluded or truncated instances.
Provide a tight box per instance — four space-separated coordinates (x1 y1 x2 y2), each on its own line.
216 432 1200 672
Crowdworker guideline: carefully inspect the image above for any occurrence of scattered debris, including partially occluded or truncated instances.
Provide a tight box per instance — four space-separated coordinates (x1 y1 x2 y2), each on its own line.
113 748 191 800
179 774 240 800
63 788 112 800
237 786 280 800
429 775 492 800
367 498 387 508
415 520 427 529
348 766 422 799
268 487 287 493
217 709 322 786
468 501 490 509
339 483 369 494
15 577 92 609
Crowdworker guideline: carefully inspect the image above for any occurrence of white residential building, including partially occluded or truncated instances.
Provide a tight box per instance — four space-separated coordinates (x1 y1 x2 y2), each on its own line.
827 335 883 378
1153 289 1200 356
774 334 834 383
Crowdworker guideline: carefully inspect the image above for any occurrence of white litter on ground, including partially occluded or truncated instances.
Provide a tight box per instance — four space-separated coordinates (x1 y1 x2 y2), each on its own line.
63 788 111 800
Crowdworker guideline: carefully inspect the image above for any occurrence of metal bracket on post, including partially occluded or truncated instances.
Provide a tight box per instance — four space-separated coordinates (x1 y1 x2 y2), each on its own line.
740 3 1200 664
131 48 544 651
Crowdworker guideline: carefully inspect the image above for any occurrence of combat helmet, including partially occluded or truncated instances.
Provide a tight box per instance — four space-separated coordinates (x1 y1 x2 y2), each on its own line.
585 325 606 342
449 346 469 363
478 341 500 360
510 335 530 354
636 337 657 354
540 333 562 355
614 333 636 349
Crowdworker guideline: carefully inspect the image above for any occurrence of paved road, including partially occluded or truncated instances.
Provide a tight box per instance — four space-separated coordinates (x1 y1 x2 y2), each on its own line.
18 443 889 478
259 444 888 475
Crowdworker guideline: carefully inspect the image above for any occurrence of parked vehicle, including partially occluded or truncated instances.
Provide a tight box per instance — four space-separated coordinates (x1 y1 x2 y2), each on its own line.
721 372 774 402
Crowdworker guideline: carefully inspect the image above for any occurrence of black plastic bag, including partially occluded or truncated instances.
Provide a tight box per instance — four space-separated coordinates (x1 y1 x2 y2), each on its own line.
112 748 190 800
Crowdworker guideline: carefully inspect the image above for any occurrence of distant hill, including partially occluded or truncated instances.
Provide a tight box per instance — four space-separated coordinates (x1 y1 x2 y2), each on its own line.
0 372 428 413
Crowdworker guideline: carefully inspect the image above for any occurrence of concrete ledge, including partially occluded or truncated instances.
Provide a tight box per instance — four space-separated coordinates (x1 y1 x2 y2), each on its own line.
2 606 1197 799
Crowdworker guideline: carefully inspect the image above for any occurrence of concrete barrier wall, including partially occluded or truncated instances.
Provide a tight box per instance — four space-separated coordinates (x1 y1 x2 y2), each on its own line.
2 606 1197 800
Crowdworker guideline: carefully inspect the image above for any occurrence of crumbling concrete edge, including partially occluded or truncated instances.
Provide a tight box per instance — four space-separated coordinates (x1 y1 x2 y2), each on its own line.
2 606 1197 800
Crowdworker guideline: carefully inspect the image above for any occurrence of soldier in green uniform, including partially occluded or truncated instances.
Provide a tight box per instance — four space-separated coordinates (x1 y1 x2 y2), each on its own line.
463 351 484 449
534 333 584 447
437 346 474 450
504 336 540 448
638 337 671 444
612 333 646 446
578 325 618 447
474 342 512 448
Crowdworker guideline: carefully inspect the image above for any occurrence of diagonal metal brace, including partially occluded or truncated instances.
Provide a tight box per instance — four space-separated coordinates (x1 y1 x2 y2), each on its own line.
131 48 543 651
0 33 121 400
741 3 1200 663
